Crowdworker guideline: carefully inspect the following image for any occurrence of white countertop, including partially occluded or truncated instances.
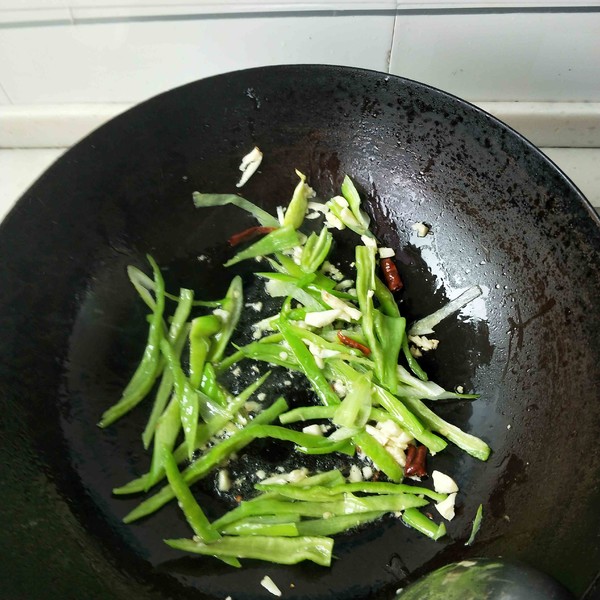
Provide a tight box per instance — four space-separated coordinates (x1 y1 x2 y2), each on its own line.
1 146 598 223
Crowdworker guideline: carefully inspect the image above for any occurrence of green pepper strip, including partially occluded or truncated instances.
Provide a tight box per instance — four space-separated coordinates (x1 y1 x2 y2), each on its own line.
273 253 342 294
122 398 288 523
223 514 302 527
293 470 347 487
355 246 385 382
213 493 428 530
145 396 181 490
401 334 429 381
327 360 447 453
234 342 300 370
374 276 400 317
301 227 333 274
278 320 340 408
162 448 220 543
192 192 280 228
220 521 299 537
224 226 300 267
189 315 221 388
402 507 446 540
114 372 272 495
243 424 354 456
99 255 165 427
465 504 484 546
285 324 367 361
165 535 333 567
160 339 200 459
341 175 370 233
199 363 229 407
257 272 317 288
208 276 243 363
353 430 403 482
297 511 384 536
127 264 220 308
401 395 491 461
279 404 389 426
173 371 272 461
333 371 372 429
373 311 405 394
255 482 446 503
296 440 355 456
142 321 190 449
283 170 310 229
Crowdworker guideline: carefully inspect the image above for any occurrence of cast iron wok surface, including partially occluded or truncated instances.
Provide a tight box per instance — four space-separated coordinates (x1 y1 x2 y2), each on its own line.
0 65 599 600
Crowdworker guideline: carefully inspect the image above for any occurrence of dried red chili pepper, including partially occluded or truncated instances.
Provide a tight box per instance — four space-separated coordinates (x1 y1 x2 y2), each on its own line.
404 444 427 477
380 258 403 292
337 331 371 356
228 226 277 247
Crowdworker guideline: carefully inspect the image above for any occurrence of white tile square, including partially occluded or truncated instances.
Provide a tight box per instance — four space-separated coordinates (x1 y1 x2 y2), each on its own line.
390 12 600 102
0 14 394 104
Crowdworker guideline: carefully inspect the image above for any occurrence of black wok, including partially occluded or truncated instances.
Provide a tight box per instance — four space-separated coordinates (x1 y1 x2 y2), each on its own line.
0 65 599 600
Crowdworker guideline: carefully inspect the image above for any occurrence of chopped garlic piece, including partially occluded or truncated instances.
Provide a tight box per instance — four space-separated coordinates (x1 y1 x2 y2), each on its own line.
409 345 423 358
307 201 329 213
256 469 266 480
432 470 459 494
236 146 263 188
378 419 404 439
276 206 285 225
261 576 282 597
251 314 277 339
305 211 321 220
304 309 343 328
332 379 347 398
287 468 309 482
365 424 389 446
379 247 395 259
348 464 363 482
321 261 344 281
412 222 430 237
261 467 309 485
244 400 262 412
335 279 355 290
302 424 324 436
362 466 373 480
321 290 362 321
218 469 231 492
408 335 440 352
436 492 457 521
360 234 378 249
245 301 263 312
385 444 407 467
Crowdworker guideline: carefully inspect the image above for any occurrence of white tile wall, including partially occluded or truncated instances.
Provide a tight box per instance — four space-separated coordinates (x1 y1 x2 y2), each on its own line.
0 14 394 104
0 84 10 104
0 8 70 24
2 1 600 13
390 12 600 102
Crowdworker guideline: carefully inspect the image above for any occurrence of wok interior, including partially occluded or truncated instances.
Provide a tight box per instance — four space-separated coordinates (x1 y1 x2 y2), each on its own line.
1 66 599 599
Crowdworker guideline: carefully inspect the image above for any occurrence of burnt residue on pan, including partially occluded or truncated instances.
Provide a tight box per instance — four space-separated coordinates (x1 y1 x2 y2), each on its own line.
0 66 599 600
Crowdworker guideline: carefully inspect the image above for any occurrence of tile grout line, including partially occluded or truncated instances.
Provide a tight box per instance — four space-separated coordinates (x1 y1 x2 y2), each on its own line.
0 81 13 105
387 9 398 73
